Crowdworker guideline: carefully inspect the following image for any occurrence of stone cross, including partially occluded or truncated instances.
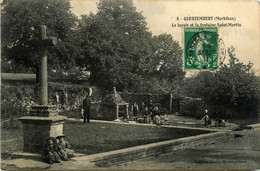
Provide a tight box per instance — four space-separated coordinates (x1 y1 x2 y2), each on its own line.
38 25 57 105
18 26 65 153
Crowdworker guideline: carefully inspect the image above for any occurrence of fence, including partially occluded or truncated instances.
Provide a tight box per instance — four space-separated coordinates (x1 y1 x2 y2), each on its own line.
120 92 173 115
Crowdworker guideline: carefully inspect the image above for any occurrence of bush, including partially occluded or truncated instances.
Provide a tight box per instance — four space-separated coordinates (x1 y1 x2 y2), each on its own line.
1 81 104 119
1 83 36 119
180 97 206 118
183 47 260 118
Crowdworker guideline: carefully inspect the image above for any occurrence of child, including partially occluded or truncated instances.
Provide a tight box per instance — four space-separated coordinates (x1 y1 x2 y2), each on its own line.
56 135 74 160
42 137 61 164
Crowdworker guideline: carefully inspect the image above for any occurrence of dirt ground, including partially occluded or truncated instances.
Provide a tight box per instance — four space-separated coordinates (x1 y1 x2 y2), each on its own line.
107 128 260 170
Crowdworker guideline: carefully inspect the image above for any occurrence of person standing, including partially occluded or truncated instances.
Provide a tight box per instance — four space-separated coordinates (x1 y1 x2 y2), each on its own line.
143 107 150 124
60 91 65 110
132 102 139 119
153 107 161 125
148 98 154 122
202 109 211 126
82 88 92 123
64 92 68 105
139 102 146 114
55 92 60 106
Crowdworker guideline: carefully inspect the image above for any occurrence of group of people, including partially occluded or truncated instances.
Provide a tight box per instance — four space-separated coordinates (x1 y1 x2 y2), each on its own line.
133 98 161 125
202 109 225 127
42 135 74 164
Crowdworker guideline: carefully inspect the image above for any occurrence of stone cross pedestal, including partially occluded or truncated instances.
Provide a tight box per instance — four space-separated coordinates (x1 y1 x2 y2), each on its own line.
19 25 67 153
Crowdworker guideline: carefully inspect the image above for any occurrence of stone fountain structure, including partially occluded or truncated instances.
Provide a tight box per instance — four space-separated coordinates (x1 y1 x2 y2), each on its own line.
102 87 129 121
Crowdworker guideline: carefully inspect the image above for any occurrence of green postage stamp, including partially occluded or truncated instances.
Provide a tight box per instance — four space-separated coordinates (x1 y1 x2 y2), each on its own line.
184 27 218 70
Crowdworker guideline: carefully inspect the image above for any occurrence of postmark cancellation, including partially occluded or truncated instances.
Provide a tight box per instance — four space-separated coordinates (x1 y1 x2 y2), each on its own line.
184 27 225 71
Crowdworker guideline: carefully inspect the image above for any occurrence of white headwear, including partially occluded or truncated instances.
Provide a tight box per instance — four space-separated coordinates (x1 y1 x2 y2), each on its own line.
88 87 93 96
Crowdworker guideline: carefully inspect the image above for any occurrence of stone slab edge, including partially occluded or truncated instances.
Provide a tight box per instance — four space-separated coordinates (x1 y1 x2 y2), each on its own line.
75 131 231 167
5 130 231 168
10 131 229 168
67 118 230 132
19 115 67 122
245 123 260 129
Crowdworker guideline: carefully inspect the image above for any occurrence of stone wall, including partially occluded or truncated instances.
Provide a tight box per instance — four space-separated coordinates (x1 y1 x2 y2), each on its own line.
90 131 232 167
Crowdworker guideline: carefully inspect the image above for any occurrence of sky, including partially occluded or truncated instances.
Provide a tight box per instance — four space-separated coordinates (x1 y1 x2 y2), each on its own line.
70 0 260 75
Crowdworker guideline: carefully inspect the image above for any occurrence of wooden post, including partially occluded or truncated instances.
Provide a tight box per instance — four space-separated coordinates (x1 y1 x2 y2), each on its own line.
125 104 129 119
169 93 173 114
116 105 119 119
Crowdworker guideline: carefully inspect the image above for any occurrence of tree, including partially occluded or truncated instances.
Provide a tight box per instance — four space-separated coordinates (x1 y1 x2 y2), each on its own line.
78 0 185 93
141 34 185 95
1 0 78 73
213 47 259 116
151 34 185 81
185 47 260 117
78 0 154 91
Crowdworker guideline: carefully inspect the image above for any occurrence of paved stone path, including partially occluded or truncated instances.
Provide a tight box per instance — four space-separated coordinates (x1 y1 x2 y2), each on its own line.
108 128 260 170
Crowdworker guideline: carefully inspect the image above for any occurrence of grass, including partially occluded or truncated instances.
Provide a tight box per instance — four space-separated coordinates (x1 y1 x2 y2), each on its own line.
1 120 210 158
1 128 23 159
64 121 209 154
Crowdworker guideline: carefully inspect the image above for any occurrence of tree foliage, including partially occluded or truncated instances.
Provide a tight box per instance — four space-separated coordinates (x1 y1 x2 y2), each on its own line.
1 0 78 73
2 0 185 94
78 0 184 92
152 34 185 81
77 0 151 90
184 47 260 117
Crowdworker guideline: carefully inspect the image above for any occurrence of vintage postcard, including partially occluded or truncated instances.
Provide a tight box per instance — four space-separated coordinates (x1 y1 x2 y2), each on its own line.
1 0 260 170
